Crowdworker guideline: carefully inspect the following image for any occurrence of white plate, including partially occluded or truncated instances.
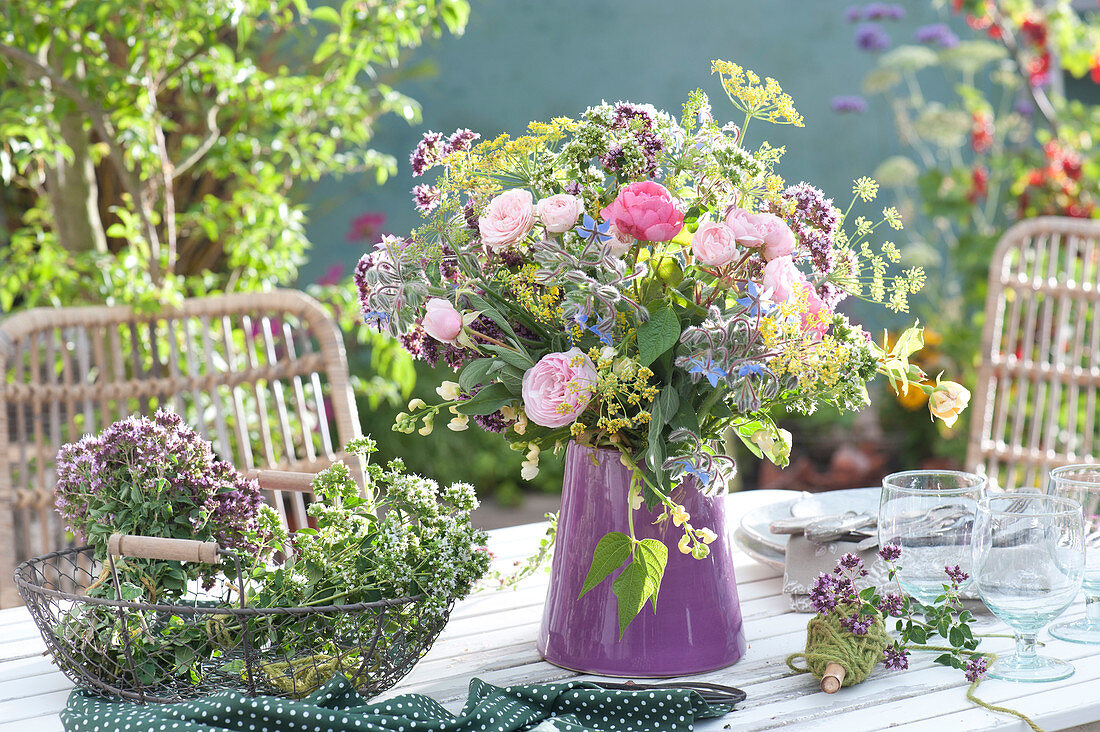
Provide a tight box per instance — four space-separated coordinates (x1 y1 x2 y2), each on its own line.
789 486 881 519
732 527 786 570
738 494 804 553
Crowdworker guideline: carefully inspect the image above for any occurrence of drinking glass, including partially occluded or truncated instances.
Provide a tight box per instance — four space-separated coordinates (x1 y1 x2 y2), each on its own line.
878 471 985 604
1047 464 1100 644
973 494 1085 682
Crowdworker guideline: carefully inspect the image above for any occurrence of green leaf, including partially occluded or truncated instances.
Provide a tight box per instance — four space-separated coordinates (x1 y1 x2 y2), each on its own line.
454 383 513 415
497 366 524 395
578 532 631 598
484 344 536 372
948 625 964 647
458 358 497 392
610 538 668 636
908 625 927 644
311 5 341 24
933 653 955 667
637 304 680 367
637 538 668 614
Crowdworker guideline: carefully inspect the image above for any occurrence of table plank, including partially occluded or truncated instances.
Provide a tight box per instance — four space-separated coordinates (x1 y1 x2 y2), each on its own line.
1 495 1098 731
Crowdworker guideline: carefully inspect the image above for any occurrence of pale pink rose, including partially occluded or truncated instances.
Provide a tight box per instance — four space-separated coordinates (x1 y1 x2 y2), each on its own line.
421 298 463 343
521 348 598 428
536 194 583 234
761 256 809 303
479 189 534 249
605 224 634 258
752 212 797 260
724 208 765 248
691 221 739 267
600 181 684 242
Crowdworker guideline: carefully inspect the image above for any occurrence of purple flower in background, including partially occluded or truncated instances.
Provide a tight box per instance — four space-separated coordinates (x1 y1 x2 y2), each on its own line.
314 263 345 287
445 128 480 155
856 23 891 52
879 544 902 562
835 553 865 574
945 565 970 586
830 95 868 114
810 572 842 614
412 184 442 214
410 130 444 176
773 182 840 282
841 613 874 635
883 644 910 670
914 23 959 48
865 3 906 21
346 211 387 242
877 592 905 617
965 656 988 682
845 5 863 22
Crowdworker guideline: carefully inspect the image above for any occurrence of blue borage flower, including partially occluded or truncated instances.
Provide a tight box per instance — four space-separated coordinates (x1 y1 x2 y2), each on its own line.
673 459 712 485
735 363 774 379
686 356 728 387
578 214 612 243
735 282 776 317
572 309 614 347
363 311 390 326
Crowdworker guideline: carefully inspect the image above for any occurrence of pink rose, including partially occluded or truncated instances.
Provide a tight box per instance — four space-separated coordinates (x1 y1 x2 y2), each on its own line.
536 194 583 234
691 221 739 267
421 298 463 343
521 348 598 428
724 209 796 260
724 208 765 247
605 224 634 258
752 212 796 260
479 189 534 249
600 181 684 242
761 256 808 303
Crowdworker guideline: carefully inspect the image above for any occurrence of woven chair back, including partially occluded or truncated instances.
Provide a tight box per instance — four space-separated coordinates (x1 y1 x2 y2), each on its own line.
968 217 1100 491
0 290 360 607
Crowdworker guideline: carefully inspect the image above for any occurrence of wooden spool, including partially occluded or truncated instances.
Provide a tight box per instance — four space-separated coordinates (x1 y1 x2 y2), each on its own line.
821 662 846 694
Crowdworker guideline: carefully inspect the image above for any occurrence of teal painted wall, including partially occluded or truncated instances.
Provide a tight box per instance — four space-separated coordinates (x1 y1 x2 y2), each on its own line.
300 0 945 295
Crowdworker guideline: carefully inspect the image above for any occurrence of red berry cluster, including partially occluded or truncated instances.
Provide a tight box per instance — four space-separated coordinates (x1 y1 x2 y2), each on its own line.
1017 142 1093 218
969 111 994 154
1017 12 1052 86
967 166 989 204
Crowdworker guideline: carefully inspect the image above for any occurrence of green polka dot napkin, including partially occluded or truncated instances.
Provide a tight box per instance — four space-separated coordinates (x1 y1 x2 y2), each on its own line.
62 676 736 732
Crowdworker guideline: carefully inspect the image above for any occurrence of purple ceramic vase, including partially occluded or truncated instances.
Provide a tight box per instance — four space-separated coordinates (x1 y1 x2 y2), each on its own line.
537 442 747 677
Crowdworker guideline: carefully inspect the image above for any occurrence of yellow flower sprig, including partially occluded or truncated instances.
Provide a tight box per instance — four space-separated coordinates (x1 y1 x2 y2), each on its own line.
711 60 804 128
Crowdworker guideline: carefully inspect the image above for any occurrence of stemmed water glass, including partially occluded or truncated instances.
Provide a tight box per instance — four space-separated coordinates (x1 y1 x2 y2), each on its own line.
878 471 985 604
973 494 1085 682
1047 464 1100 644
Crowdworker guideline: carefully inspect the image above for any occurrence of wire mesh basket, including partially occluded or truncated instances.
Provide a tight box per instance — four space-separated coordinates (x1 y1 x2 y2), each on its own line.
15 534 451 704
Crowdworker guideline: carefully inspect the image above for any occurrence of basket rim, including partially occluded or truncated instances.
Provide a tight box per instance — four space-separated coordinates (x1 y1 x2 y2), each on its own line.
15 545 430 616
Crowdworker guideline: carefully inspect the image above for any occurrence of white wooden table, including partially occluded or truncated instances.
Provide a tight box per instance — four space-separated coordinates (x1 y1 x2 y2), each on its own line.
3 491 1100 732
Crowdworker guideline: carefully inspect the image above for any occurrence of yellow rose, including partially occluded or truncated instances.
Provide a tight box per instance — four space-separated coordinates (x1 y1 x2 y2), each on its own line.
928 380 971 428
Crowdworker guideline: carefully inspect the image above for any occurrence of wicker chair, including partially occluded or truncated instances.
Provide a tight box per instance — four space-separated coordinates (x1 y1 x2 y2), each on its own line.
967 217 1100 491
0 290 361 607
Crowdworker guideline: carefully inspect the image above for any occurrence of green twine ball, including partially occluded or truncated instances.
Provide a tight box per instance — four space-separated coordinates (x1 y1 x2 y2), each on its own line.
786 605 889 687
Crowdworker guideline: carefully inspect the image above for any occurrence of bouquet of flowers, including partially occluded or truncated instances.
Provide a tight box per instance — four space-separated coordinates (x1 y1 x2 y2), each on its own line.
355 60 969 629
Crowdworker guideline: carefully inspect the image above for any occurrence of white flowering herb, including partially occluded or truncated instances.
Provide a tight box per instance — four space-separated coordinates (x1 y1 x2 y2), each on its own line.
247 437 491 626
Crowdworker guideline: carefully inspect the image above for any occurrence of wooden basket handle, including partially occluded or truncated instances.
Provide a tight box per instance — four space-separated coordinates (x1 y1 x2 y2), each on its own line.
108 533 220 564
247 469 316 494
